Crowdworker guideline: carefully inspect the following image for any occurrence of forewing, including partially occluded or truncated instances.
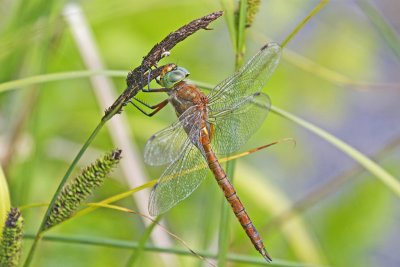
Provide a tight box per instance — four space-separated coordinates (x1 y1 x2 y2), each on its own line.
144 106 202 166
148 143 209 216
209 92 270 155
208 42 281 111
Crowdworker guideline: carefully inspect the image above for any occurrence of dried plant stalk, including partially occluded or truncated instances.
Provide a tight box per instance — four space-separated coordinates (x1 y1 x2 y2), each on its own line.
105 11 223 116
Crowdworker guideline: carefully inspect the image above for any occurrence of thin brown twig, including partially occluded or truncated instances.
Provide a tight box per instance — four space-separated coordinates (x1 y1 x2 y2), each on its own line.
105 11 223 116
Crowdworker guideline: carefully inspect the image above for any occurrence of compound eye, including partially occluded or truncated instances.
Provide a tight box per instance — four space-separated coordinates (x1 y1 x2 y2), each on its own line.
167 71 184 83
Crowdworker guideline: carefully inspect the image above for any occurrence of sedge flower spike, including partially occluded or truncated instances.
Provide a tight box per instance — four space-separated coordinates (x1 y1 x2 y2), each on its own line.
44 149 122 230
0 208 24 267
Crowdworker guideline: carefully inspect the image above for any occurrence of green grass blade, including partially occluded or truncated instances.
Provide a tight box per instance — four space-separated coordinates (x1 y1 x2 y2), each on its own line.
217 1 249 264
217 1 246 264
220 0 237 53
125 216 161 267
281 0 329 48
63 181 156 225
217 162 234 267
0 166 11 240
235 0 248 67
0 70 126 93
24 234 327 267
271 105 400 197
356 0 400 60
281 49 399 90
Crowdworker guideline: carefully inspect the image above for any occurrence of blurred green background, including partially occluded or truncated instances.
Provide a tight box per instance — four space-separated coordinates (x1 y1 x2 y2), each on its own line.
1 0 399 266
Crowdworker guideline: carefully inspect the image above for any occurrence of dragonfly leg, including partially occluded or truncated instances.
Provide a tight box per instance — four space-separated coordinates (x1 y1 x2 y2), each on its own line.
144 65 160 90
141 87 170 93
138 66 170 93
130 98 169 117
147 67 152 90
138 65 157 90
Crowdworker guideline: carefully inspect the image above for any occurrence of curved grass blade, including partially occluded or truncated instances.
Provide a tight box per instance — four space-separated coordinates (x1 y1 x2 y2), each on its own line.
71 142 275 222
0 167 10 238
271 105 400 197
281 0 330 48
0 70 126 93
23 233 327 267
281 49 400 90
17 141 273 235
125 216 160 267
220 0 237 53
72 180 156 221
356 0 400 60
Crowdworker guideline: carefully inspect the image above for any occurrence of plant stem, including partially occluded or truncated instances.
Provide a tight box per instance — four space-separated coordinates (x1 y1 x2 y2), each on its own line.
0 70 126 93
217 160 237 266
220 0 237 52
125 216 161 267
218 1 248 266
235 0 248 66
24 233 322 267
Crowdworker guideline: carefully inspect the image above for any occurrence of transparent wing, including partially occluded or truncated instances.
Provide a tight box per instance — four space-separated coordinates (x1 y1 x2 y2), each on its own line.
144 106 202 166
209 92 270 155
208 42 281 111
148 142 209 216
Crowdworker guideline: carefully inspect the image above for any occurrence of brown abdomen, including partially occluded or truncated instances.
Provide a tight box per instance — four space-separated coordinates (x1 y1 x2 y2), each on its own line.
201 138 272 261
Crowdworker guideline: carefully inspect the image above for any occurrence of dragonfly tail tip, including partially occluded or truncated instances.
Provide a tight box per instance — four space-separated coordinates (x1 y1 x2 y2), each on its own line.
261 249 272 262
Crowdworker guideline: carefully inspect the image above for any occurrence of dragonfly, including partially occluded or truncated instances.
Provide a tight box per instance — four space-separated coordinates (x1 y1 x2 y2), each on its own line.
132 42 281 261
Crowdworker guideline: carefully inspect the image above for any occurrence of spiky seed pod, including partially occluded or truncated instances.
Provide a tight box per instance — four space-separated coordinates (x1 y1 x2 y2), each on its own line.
246 0 260 27
44 149 122 230
0 208 24 267
234 0 261 28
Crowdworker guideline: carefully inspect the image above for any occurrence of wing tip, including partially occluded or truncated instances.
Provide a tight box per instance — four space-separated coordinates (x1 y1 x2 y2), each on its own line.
252 92 270 103
261 42 281 53
148 183 159 217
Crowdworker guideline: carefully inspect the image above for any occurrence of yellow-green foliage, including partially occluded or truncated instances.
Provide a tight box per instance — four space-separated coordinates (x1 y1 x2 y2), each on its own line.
0 167 10 239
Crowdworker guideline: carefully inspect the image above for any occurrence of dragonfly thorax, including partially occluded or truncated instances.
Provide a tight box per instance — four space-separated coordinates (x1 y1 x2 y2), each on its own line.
168 81 209 118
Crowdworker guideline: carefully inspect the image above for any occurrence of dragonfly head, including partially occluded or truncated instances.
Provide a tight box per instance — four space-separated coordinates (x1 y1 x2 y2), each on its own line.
159 64 190 88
